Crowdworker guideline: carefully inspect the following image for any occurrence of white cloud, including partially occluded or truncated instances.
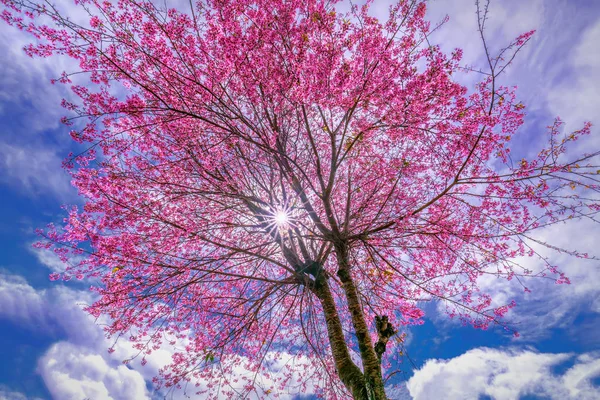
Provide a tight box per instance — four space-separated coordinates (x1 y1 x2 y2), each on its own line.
0 386 44 400
406 347 600 400
0 23 68 132
0 0 94 126
430 215 600 340
546 19 600 144
385 384 413 400
418 0 600 340
0 141 74 200
0 12 84 202
1 1 597 398
107 336 324 400
424 0 545 90
0 272 52 330
475 217 600 340
39 342 149 400
0 273 154 398
30 247 67 273
0 272 100 342
0 273 321 399
426 0 600 156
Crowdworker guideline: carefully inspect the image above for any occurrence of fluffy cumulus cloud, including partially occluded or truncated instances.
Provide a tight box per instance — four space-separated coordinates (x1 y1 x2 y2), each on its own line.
38 342 149 400
406 347 600 400
0 273 321 399
0 273 150 399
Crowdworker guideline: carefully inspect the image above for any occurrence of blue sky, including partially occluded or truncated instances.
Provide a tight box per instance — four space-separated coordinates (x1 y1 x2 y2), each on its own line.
0 0 599 399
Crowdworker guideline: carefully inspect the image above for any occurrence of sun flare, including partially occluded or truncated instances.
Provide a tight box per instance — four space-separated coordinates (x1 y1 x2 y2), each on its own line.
274 210 289 226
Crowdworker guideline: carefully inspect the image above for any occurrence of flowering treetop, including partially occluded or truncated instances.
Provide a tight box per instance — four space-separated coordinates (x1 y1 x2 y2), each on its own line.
2 0 598 398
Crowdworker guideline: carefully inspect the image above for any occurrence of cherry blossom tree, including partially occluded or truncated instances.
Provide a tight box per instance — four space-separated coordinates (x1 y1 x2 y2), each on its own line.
2 0 598 398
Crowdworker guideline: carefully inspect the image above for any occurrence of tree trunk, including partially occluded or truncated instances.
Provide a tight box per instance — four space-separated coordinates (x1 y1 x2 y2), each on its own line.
334 242 389 400
312 273 368 398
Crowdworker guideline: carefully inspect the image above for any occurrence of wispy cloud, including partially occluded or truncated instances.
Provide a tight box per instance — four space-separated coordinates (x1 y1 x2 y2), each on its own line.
0 272 53 331
428 215 600 340
481 217 599 340
0 141 74 201
29 246 74 274
418 0 600 341
0 14 81 202
0 385 43 400
0 24 67 133
546 19 600 144
0 272 103 343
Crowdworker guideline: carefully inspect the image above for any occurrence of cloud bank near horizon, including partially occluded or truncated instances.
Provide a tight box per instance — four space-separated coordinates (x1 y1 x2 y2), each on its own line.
405 347 600 400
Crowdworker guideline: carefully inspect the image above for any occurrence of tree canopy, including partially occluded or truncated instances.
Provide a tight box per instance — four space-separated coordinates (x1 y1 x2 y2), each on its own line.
2 0 598 398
